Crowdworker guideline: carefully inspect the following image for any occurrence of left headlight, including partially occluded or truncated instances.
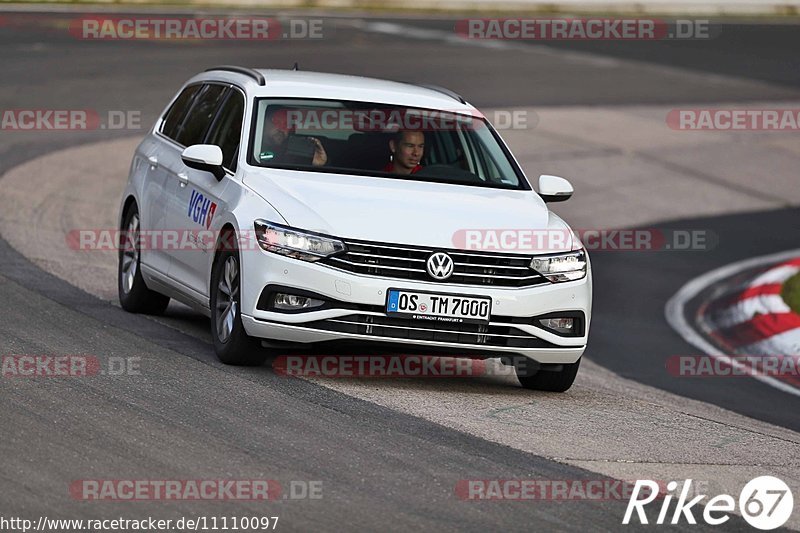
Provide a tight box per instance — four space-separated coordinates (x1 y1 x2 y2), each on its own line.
254 220 345 262
530 249 587 283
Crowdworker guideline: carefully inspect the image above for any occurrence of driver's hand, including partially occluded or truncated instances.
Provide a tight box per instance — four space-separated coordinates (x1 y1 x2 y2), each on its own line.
309 137 327 166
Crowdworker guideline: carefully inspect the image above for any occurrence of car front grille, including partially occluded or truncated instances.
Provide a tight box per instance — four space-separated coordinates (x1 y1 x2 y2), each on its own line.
322 240 548 287
303 313 557 349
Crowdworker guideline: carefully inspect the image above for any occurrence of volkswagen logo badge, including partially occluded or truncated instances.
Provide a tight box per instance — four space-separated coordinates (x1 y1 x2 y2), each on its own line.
426 252 454 280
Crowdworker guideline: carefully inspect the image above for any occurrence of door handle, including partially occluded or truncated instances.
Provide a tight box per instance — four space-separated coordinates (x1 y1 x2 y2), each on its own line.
177 172 189 188
147 155 158 168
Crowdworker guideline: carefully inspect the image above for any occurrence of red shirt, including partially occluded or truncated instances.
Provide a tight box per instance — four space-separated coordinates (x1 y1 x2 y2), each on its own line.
383 163 422 174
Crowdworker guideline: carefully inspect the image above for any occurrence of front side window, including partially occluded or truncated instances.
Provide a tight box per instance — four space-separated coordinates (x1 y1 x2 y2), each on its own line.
161 84 201 141
205 90 245 171
175 84 228 147
249 98 528 190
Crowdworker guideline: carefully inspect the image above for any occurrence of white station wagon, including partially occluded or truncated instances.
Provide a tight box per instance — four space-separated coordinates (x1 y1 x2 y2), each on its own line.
118 66 592 391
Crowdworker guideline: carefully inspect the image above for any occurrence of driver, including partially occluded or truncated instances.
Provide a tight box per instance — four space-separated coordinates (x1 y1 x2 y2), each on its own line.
259 107 327 166
383 130 424 175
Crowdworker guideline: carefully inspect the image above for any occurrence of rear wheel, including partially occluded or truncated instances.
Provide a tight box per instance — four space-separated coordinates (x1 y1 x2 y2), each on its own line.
210 240 266 366
118 205 170 315
515 357 581 392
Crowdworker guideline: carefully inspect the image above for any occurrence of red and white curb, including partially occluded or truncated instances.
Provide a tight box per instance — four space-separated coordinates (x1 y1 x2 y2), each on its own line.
700 258 800 356
666 249 800 397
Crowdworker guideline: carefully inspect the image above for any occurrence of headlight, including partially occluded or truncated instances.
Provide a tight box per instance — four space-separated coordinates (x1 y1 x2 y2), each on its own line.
530 249 587 282
254 220 345 262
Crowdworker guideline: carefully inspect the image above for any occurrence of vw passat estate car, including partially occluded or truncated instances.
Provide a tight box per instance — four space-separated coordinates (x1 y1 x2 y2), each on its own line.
118 66 592 391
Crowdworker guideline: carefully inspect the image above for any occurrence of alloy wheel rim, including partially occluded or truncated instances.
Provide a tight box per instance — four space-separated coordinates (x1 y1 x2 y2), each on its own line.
120 214 139 295
215 256 239 343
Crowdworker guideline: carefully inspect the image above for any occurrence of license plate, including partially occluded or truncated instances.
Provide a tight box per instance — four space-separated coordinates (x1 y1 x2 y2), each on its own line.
386 289 492 324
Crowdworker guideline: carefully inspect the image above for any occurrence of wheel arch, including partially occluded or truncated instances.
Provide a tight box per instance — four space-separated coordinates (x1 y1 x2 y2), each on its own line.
120 195 137 227
215 223 239 255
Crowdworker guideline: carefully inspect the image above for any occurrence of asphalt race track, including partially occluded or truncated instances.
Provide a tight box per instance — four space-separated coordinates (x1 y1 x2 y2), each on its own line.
1 10 799 531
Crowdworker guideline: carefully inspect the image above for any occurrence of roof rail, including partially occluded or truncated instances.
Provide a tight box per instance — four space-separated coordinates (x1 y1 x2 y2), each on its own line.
205 65 266 86
416 83 467 104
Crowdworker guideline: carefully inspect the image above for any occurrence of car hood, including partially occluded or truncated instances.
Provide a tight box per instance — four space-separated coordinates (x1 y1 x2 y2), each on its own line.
243 169 573 251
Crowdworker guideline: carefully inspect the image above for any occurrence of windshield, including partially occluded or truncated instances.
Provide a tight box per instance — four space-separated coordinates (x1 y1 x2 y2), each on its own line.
248 98 529 190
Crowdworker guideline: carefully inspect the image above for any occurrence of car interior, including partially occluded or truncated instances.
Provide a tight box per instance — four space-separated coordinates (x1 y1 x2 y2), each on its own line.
250 103 521 189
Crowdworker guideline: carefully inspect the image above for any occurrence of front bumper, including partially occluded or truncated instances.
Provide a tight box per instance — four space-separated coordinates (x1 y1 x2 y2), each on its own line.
239 248 592 364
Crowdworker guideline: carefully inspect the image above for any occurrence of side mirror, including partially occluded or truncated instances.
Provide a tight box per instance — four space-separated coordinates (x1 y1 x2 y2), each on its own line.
538 174 573 203
182 145 225 181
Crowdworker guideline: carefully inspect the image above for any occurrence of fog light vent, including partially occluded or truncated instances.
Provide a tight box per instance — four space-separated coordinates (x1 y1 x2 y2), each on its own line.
273 293 325 311
539 317 575 335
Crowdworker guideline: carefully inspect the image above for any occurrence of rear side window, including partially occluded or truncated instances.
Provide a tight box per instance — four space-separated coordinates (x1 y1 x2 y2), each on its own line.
175 84 228 147
161 84 201 141
205 91 245 171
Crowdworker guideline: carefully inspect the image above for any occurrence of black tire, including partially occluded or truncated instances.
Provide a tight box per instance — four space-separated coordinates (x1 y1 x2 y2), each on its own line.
118 205 170 315
210 237 266 366
515 357 581 392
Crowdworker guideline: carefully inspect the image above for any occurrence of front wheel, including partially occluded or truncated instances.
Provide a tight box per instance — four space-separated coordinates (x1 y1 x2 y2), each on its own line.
210 247 266 366
118 205 170 315
515 357 581 392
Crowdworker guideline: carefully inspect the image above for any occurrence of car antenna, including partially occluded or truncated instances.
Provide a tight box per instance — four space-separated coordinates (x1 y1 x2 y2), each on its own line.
292 62 299 71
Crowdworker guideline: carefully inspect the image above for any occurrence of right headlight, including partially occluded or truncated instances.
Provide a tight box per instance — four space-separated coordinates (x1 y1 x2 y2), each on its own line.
530 249 587 283
254 220 345 262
